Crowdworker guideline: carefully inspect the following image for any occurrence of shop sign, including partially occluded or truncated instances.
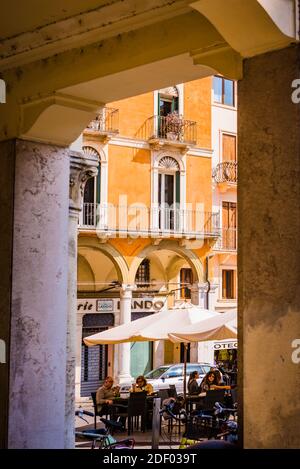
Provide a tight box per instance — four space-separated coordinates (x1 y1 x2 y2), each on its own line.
77 297 166 313
213 341 237 350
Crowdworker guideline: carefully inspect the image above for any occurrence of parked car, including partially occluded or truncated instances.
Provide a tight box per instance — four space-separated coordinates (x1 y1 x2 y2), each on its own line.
120 362 213 395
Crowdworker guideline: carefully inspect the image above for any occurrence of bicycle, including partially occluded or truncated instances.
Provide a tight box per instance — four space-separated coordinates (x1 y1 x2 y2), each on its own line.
75 409 135 449
159 399 238 449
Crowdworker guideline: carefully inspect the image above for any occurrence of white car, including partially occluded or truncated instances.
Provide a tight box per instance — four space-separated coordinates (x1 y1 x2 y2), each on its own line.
120 362 213 396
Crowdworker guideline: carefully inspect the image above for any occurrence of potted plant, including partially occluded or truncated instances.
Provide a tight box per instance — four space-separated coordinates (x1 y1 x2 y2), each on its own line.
164 111 184 140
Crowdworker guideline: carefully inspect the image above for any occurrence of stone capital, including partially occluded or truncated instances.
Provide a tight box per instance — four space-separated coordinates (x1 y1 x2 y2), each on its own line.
120 284 136 299
191 282 209 294
69 149 98 214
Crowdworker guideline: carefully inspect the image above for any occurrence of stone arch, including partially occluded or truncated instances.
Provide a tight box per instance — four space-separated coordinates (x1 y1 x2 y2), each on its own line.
77 253 95 291
78 238 129 284
128 240 203 284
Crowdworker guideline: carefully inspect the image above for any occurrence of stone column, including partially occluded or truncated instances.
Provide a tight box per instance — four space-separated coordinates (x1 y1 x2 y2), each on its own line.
65 150 98 448
0 140 15 449
117 285 135 383
239 45 300 448
8 140 69 448
191 282 208 308
75 314 84 402
208 284 218 311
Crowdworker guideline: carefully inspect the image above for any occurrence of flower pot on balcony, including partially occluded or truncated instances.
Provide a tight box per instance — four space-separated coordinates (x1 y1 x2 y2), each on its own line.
166 131 178 141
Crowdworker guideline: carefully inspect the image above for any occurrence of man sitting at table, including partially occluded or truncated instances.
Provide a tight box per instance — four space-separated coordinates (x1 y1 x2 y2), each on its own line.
129 375 154 395
96 376 120 415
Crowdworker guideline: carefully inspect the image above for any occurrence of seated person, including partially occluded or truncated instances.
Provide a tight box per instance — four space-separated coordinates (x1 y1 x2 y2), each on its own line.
96 376 120 415
187 371 200 395
199 370 231 393
129 375 154 395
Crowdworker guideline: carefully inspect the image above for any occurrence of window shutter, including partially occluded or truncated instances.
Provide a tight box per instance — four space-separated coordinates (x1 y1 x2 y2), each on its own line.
175 171 180 204
222 134 237 161
96 166 101 203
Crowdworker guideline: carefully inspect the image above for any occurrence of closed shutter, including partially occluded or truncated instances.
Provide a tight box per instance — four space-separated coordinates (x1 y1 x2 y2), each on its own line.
222 134 236 162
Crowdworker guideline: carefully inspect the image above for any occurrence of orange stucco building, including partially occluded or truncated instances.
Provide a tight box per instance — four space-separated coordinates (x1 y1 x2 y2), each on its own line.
76 77 237 399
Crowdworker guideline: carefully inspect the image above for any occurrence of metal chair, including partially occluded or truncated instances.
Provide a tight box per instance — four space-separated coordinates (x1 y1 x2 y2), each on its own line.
127 392 147 435
158 389 170 401
202 389 226 412
168 384 178 399
91 391 110 429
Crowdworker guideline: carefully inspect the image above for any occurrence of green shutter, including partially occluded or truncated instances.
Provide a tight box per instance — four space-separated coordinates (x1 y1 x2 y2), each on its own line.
176 171 180 204
96 165 101 203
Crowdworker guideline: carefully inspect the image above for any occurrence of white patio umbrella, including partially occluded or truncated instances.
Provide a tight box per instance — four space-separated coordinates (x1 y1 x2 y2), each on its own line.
168 309 237 343
83 302 218 345
83 303 221 399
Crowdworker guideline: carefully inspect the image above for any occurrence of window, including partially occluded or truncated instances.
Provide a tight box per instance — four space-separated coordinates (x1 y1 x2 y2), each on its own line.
165 366 183 378
222 202 237 229
158 156 180 231
135 259 150 287
158 87 179 117
222 202 237 250
222 269 236 299
82 146 101 205
180 268 193 299
213 76 235 107
222 134 237 162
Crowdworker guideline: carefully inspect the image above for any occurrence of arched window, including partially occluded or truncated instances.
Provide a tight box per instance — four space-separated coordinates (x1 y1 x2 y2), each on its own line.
135 259 150 288
158 156 180 231
82 146 101 205
158 86 179 117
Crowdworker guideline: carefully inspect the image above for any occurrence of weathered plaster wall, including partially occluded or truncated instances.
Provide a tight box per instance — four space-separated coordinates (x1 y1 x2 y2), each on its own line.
239 45 300 448
8 140 69 448
184 77 212 149
108 145 151 207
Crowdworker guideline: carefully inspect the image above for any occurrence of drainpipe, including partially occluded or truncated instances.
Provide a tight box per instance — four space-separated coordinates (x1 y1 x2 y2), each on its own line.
205 254 215 310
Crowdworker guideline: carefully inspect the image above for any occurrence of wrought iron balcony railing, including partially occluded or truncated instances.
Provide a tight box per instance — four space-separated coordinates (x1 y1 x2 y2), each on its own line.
144 115 197 145
86 107 119 134
213 161 237 184
213 227 237 251
79 203 220 239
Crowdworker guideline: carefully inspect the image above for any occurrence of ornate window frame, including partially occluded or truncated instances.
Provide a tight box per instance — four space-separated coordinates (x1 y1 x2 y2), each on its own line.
151 150 186 231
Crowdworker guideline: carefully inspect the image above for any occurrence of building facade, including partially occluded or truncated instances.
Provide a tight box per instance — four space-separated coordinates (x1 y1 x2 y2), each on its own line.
76 76 237 400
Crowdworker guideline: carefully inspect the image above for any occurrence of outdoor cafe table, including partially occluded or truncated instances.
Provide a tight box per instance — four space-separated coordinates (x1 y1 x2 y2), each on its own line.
109 395 155 427
186 393 206 413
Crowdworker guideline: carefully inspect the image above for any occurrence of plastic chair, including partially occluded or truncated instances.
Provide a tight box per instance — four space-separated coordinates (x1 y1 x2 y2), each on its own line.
127 392 147 435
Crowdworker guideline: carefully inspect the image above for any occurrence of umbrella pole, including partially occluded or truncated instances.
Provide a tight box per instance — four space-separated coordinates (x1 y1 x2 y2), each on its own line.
183 343 187 405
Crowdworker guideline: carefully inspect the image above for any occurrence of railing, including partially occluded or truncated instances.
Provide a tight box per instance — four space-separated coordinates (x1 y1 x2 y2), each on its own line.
79 203 220 238
144 115 197 145
86 107 119 134
212 161 237 184
214 227 237 251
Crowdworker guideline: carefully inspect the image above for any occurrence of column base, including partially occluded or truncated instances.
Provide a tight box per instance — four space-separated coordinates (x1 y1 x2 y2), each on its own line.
117 373 134 385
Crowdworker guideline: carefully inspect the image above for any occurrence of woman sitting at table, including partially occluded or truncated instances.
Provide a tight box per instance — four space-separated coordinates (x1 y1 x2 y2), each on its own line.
199 370 231 393
130 375 154 395
188 371 201 395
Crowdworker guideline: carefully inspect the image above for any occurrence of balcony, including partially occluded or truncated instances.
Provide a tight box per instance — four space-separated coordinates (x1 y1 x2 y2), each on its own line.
144 115 197 146
85 107 119 136
212 161 237 185
213 227 237 251
79 203 220 240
